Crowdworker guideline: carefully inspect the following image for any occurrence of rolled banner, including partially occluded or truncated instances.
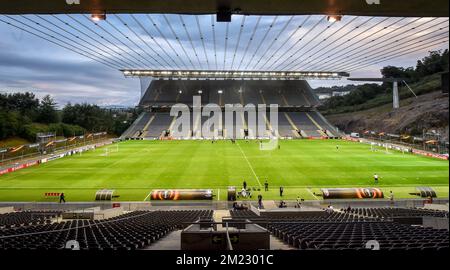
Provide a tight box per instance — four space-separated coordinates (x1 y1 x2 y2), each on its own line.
321 188 384 199
150 189 214 201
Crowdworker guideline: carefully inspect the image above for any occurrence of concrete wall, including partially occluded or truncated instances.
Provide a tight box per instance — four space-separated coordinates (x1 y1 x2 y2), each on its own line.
0 199 448 212
94 207 124 220
423 216 449 230
0 206 14 214
423 203 449 211
181 224 270 251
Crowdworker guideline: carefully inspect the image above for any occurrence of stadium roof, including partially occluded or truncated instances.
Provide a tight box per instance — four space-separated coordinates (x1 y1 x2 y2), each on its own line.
0 14 447 76
0 0 448 17
0 1 448 79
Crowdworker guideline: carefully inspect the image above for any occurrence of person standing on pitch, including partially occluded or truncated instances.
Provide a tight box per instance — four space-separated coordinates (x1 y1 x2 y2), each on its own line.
258 194 263 209
264 180 269 192
296 197 302 209
389 191 395 205
279 186 284 197
374 173 379 185
59 193 66 204
243 181 247 190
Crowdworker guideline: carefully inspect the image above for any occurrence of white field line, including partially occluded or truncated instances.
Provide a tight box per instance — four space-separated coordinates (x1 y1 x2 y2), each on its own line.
307 188 320 200
236 142 262 188
143 192 151 202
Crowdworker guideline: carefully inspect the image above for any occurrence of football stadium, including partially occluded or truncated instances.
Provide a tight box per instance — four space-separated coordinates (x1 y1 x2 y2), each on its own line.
0 0 449 257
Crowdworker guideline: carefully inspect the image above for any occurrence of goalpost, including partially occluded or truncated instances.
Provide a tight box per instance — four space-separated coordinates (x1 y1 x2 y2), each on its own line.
101 143 119 157
260 138 279 151
370 142 376 152
370 142 391 154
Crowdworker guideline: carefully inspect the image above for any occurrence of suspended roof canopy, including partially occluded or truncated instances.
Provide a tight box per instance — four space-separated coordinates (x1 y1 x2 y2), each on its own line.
0 0 448 17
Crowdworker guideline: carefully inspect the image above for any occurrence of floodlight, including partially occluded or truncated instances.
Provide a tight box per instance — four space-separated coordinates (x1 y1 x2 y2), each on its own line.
91 13 107 21
327 15 342 23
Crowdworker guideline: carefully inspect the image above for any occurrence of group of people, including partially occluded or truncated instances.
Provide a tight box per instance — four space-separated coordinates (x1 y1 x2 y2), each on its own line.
239 181 252 198
278 200 287 208
235 172 388 210
239 179 289 209
326 204 335 214
232 202 248 211
263 180 284 197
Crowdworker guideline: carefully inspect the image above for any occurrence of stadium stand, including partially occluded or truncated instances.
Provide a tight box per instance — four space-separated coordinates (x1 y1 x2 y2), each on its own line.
139 80 319 108
132 112 153 138
0 208 447 250
269 222 449 251
145 113 174 138
0 210 212 250
346 208 449 219
277 115 296 138
230 210 374 222
230 210 259 219
228 208 449 250
309 111 340 137
282 82 318 107
124 80 338 139
0 211 61 228
121 113 145 139
287 112 323 137
242 86 261 105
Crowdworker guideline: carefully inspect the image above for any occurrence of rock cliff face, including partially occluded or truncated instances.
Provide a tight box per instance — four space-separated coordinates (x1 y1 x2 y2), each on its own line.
326 91 449 140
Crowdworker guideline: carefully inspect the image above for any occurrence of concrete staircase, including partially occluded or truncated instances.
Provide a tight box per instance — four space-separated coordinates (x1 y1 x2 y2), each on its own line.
270 235 297 250
144 230 182 250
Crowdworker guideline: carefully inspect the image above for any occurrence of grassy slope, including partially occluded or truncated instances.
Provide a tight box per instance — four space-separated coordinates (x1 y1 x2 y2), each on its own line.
0 137 30 148
321 74 442 116
0 140 447 202
326 91 449 139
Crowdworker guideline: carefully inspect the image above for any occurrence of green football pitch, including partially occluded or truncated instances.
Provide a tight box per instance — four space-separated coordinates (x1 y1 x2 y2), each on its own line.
0 140 448 202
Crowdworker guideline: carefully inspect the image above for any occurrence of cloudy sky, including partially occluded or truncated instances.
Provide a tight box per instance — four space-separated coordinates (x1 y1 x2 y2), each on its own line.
0 14 448 107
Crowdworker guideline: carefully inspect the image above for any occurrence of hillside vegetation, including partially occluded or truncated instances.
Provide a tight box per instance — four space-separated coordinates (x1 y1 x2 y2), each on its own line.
319 50 449 139
0 93 138 145
327 91 449 140
320 73 443 115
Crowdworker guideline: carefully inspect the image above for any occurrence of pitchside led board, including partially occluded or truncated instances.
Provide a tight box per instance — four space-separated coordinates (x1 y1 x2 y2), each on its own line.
150 190 214 201
321 188 384 199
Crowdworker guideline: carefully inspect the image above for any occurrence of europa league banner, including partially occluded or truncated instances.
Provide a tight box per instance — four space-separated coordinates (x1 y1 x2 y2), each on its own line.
150 189 214 201
321 188 384 199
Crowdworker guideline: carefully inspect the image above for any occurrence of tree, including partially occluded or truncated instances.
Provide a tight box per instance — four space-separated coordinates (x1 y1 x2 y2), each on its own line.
37 95 59 124
0 92 40 121
381 66 417 85
0 111 20 140
416 50 449 77
62 103 111 132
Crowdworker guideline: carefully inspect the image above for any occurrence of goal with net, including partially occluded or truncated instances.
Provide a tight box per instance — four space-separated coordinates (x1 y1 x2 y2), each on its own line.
260 138 279 151
101 144 119 157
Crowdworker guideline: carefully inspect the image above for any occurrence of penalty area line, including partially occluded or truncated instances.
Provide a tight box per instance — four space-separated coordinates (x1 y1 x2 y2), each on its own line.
236 142 262 188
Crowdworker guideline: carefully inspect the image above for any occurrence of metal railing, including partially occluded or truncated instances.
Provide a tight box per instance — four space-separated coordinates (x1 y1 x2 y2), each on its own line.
225 222 234 251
